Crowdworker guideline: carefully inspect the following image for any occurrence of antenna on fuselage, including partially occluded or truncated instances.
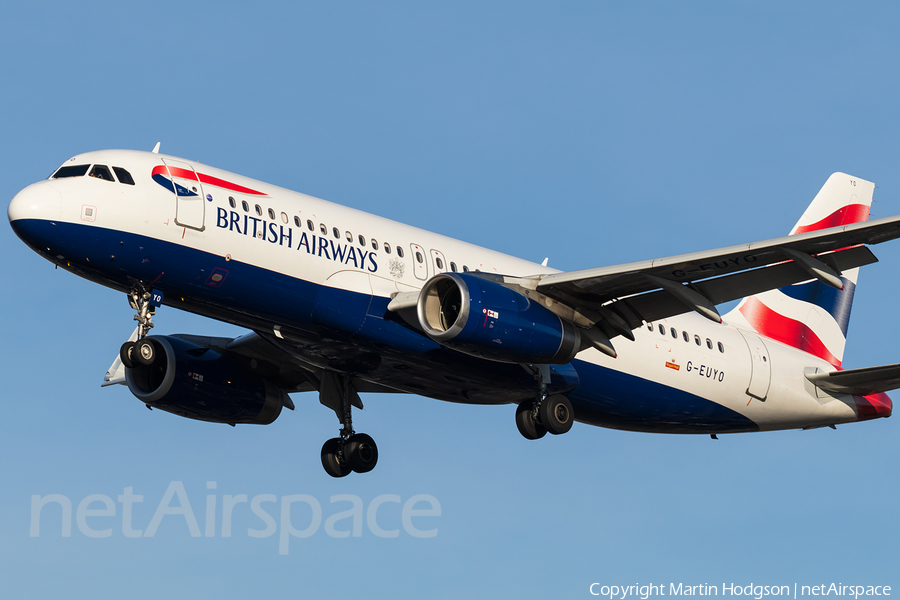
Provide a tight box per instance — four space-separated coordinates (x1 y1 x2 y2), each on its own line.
151 142 161 154
541 257 549 267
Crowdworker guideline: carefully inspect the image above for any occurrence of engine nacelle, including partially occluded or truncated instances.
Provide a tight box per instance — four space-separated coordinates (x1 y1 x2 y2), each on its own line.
124 336 287 425
416 273 580 364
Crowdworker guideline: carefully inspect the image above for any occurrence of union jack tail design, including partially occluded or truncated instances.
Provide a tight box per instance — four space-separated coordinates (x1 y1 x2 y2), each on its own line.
723 173 875 367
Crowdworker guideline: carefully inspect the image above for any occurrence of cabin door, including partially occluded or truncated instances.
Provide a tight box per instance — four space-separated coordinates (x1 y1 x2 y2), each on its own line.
739 330 771 400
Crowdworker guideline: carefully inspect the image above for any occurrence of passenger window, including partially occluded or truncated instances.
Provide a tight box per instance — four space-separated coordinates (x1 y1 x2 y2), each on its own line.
294 216 301 227
268 208 275 220
450 262 457 272
436 257 444 269
52 164 90 178
346 231 353 242
670 327 677 339
89 165 115 182
463 265 470 272
228 197 236 209
658 324 665 335
694 335 701 346
333 227 340 239
706 338 713 350
718 342 725 353
307 219 314 231
397 246 404 258
371 239 378 250
358 235 365 246
384 242 392 254
242 200 249 212
416 251 423 263
255 204 262 216
113 167 135 185
320 223 327 235
682 331 689 342
647 323 653 331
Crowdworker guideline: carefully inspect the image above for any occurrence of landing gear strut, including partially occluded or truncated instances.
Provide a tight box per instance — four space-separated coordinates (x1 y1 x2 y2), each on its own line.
318 372 378 477
516 364 574 440
119 289 157 368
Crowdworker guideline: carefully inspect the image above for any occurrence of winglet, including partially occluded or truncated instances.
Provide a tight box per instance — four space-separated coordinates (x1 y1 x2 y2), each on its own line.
101 326 140 387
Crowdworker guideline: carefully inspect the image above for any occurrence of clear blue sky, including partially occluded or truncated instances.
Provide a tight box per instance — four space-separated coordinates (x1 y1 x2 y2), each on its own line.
1 2 898 598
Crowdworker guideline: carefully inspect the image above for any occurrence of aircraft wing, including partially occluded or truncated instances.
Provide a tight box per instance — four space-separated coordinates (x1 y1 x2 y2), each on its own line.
517 214 900 343
104 329 406 398
174 332 406 396
806 363 900 396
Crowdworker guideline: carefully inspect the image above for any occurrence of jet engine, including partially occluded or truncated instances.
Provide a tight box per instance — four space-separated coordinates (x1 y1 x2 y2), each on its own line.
416 273 580 364
124 336 288 425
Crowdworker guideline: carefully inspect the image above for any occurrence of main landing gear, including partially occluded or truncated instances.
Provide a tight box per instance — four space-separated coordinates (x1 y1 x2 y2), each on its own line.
515 364 574 440
118 289 158 369
317 372 378 478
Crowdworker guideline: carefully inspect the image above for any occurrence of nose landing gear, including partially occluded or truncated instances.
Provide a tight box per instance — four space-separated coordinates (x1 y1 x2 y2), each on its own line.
119 289 159 369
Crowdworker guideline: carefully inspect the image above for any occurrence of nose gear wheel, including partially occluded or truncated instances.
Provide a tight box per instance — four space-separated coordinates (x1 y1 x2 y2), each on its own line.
120 288 158 369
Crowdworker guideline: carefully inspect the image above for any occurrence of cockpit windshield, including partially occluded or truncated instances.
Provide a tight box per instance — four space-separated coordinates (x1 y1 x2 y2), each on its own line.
52 164 90 178
113 167 135 185
89 165 115 182
51 163 135 185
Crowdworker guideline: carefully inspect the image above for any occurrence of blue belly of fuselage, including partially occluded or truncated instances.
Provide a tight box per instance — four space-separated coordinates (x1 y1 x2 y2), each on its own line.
10 218 758 433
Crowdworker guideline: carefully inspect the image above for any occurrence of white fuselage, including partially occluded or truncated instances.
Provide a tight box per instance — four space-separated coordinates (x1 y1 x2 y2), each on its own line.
8 149 885 434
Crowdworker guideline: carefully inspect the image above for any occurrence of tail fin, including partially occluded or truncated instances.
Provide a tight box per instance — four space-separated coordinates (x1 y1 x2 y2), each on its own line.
723 173 875 366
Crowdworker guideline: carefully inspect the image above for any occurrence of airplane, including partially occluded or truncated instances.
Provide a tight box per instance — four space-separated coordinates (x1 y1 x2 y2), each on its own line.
8 146 900 477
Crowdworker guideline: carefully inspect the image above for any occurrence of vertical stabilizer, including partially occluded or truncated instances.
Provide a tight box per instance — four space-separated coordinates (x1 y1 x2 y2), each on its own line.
723 173 875 366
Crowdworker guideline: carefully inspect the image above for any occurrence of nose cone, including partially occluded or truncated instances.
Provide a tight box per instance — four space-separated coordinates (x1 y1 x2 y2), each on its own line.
8 181 61 225
9 182 62 254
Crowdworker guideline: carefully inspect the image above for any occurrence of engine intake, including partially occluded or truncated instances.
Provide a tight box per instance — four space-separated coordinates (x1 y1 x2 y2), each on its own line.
125 336 287 425
416 273 580 364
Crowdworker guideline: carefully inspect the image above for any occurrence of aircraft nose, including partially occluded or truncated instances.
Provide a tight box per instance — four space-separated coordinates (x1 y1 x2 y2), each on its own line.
8 181 61 224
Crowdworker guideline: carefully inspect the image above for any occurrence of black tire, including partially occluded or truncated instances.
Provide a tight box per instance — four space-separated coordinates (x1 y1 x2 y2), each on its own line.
321 438 351 478
345 433 378 473
119 341 136 369
540 394 574 435
135 339 156 366
515 402 546 440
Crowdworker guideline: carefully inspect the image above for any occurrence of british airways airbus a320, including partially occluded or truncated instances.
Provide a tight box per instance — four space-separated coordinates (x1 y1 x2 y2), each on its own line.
9 146 900 476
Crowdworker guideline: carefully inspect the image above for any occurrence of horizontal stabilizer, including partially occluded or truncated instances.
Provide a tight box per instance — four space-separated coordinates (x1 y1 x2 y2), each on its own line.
806 363 900 396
